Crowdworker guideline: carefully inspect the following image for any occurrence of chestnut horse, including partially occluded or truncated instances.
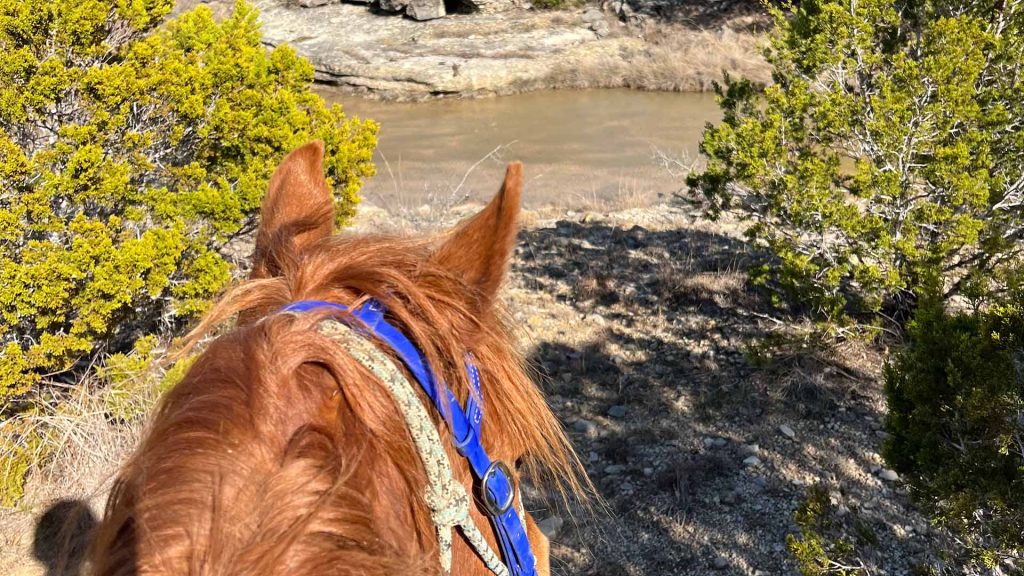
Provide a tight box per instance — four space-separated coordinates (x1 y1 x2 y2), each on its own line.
87 142 586 575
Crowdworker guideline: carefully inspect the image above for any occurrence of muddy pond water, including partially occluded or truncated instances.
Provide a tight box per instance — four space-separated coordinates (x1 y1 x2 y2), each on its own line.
321 88 721 212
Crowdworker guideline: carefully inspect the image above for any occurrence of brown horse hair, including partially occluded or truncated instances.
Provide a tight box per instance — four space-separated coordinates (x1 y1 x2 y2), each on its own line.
183 233 589 500
89 143 592 575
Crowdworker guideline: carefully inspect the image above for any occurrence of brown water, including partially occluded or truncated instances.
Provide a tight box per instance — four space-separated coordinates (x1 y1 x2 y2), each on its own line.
321 88 721 211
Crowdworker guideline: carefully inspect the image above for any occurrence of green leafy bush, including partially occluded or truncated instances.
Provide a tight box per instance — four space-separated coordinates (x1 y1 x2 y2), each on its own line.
100 336 194 422
0 0 378 405
0 422 40 506
686 0 1024 328
884 291 1024 560
786 485 873 575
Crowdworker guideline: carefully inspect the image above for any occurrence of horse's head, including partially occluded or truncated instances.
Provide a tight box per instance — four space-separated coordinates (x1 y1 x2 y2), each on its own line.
88 142 586 576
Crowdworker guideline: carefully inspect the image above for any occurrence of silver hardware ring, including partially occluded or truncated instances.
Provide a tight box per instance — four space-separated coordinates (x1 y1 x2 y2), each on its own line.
481 460 515 516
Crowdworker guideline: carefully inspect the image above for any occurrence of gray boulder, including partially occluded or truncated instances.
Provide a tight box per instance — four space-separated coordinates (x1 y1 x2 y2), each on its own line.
377 0 408 12
581 8 604 23
377 0 446 20
375 0 520 17
406 0 445 19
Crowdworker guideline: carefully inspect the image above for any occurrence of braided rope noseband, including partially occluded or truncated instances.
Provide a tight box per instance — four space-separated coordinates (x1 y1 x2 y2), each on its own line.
316 319 511 575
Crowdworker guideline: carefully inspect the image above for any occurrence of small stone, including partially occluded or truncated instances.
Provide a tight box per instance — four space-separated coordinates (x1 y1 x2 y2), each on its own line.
779 424 796 439
703 436 728 448
607 405 627 419
721 491 737 505
742 456 761 467
588 451 600 463
536 516 564 539
574 419 596 434
740 443 760 456
879 468 899 482
604 464 626 475
712 557 728 570
642 467 654 477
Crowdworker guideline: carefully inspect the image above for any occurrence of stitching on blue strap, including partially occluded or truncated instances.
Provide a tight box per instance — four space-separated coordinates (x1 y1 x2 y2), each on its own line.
279 299 538 576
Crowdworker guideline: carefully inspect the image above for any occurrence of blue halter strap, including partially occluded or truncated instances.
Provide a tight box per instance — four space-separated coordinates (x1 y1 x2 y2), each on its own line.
280 298 538 576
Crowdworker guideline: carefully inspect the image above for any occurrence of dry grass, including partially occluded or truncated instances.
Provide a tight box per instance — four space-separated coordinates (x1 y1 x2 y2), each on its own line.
560 175 664 213
671 270 747 306
0 375 156 576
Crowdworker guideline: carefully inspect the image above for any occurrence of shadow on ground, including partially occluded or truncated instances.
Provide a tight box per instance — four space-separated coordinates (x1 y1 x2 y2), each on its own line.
615 0 773 28
511 217 898 575
32 499 96 576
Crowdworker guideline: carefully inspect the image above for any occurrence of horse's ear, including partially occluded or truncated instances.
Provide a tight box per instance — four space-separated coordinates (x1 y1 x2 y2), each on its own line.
432 162 522 313
250 141 334 280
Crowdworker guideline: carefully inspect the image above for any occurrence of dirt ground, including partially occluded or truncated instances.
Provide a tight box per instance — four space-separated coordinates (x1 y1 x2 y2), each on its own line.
500 206 950 575
2 199 972 575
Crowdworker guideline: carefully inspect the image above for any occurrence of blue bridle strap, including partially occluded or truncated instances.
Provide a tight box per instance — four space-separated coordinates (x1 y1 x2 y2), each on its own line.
280 299 537 576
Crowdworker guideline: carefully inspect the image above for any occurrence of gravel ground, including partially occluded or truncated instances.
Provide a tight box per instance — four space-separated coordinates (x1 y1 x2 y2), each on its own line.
356 201 970 575
501 206 961 575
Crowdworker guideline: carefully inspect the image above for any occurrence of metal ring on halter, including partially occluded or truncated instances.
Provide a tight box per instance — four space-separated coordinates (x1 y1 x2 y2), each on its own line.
481 460 515 516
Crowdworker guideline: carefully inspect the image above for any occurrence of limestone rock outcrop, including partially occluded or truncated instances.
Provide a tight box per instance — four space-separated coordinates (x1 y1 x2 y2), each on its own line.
291 0 521 21
252 1 619 98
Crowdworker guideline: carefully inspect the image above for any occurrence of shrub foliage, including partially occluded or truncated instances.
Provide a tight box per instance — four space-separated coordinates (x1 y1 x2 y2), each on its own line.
786 485 869 576
0 0 377 405
686 0 1024 327
884 293 1024 559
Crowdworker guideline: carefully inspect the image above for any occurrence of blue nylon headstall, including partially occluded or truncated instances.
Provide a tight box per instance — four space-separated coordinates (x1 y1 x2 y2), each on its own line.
280 298 538 576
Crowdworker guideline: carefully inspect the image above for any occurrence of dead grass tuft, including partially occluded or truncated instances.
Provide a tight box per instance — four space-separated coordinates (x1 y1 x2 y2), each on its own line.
654 452 736 510
0 372 160 575
573 272 621 305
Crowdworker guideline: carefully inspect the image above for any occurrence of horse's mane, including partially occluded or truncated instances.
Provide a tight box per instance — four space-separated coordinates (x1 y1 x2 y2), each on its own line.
198 231 584 497
89 230 587 575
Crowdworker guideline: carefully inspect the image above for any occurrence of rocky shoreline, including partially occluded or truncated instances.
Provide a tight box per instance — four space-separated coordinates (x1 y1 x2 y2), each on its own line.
185 0 769 100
